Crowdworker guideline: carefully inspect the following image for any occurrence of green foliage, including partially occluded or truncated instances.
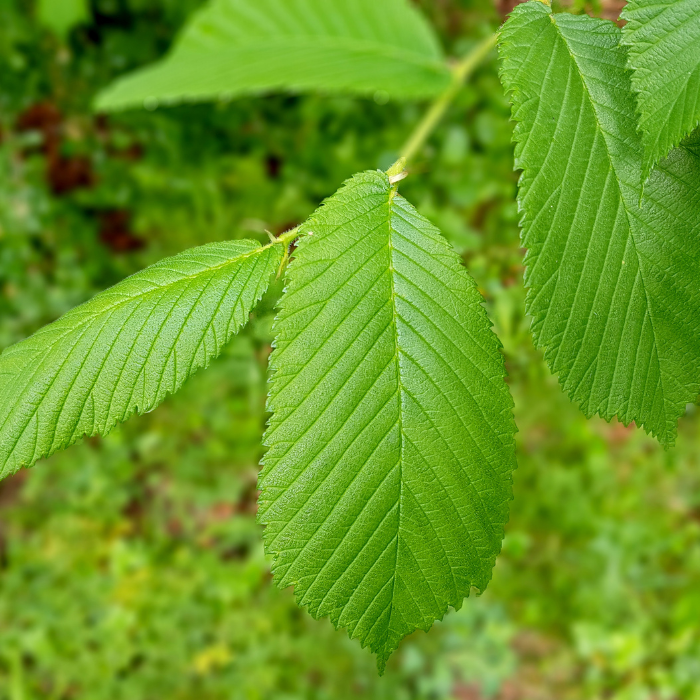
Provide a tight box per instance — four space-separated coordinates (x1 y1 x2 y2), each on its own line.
0 138 107 349
0 1 530 694
259 169 516 671
496 353 700 700
0 240 282 478
36 0 90 38
498 1 700 445
622 0 700 177
4 0 700 689
94 0 451 112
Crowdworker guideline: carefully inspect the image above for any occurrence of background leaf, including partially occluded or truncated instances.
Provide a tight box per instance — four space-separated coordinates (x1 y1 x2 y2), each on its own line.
0 239 282 479
499 1 700 444
94 0 451 112
36 0 90 38
259 170 517 671
622 0 700 177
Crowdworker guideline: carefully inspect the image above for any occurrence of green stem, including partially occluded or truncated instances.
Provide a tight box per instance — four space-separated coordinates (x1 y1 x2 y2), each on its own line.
276 226 300 245
268 225 300 278
276 35 499 244
400 33 499 164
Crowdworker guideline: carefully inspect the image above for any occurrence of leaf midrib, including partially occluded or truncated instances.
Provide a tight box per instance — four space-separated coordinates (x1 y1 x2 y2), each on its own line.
551 14 668 436
385 186 404 654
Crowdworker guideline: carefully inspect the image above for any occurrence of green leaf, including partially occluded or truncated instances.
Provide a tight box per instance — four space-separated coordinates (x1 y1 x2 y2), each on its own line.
499 1 700 444
37 0 90 38
622 0 700 177
0 240 282 479
94 0 451 112
258 170 517 672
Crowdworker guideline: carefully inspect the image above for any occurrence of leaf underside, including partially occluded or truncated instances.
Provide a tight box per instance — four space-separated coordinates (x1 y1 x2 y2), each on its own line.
621 0 700 177
499 1 700 444
0 240 282 479
259 170 517 672
94 0 450 112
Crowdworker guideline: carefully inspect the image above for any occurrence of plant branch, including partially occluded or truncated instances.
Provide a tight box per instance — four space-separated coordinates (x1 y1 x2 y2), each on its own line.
400 33 499 164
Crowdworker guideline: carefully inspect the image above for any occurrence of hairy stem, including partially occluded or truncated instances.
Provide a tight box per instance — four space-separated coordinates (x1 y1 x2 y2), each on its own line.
400 33 499 164
276 226 300 245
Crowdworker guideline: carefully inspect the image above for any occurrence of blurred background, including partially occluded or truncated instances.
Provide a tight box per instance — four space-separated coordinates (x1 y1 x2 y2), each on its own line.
1 0 700 698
